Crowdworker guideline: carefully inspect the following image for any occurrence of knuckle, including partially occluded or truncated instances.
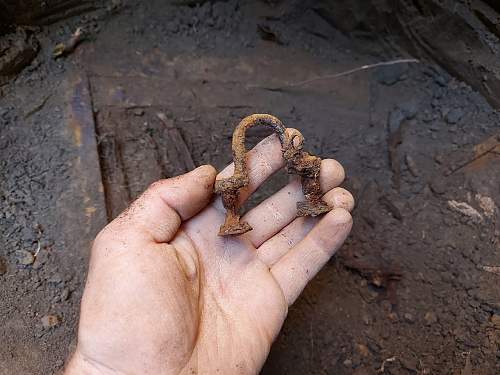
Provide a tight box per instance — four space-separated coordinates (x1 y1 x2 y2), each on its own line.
323 207 352 227
334 207 353 225
334 188 355 211
147 180 164 192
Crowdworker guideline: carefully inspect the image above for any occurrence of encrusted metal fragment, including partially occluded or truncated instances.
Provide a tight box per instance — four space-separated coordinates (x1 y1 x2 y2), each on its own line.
215 114 331 236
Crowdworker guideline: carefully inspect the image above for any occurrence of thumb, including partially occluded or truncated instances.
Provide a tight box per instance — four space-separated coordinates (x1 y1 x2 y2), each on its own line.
106 165 217 243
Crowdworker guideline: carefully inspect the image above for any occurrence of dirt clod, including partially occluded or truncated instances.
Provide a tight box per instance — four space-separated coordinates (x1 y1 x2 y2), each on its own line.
490 314 500 328
41 314 60 328
448 200 483 223
403 313 415 323
476 194 496 218
0 257 7 275
343 359 352 367
424 311 438 326
375 63 408 86
444 108 464 124
356 343 370 357
16 250 34 266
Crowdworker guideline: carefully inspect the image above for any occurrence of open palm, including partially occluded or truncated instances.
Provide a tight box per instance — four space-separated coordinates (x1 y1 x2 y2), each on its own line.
65 134 353 375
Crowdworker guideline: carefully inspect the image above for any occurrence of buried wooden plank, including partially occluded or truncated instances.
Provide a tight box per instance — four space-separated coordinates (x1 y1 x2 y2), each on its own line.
95 107 195 220
58 72 107 257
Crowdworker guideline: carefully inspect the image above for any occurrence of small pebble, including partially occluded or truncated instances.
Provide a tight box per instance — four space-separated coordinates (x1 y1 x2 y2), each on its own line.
445 108 464 124
362 314 372 325
405 154 419 177
434 153 444 164
48 274 63 285
356 343 370 357
403 313 415 323
375 64 408 86
16 250 34 265
41 314 60 328
60 288 70 301
388 312 399 322
424 311 438 325
490 314 500 328
429 179 447 195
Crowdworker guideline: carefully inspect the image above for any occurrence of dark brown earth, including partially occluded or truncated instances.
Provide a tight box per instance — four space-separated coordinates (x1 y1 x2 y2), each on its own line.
1 1 499 374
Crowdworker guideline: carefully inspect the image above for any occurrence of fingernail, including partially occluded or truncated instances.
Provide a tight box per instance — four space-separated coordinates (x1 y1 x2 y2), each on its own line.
192 165 217 182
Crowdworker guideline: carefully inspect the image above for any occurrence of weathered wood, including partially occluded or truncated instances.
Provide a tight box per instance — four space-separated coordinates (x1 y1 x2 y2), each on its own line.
61 71 108 252
95 108 196 220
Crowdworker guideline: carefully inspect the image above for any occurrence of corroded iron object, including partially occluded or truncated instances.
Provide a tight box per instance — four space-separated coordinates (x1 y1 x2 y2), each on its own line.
215 114 331 236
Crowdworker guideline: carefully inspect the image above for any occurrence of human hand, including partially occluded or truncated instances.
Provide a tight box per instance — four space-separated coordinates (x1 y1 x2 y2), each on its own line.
64 133 354 375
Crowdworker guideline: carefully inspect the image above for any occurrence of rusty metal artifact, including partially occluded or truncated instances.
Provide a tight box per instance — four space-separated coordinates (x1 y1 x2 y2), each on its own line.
215 114 331 236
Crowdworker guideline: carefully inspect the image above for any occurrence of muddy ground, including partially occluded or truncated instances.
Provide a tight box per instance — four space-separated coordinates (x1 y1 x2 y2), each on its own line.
1 1 499 374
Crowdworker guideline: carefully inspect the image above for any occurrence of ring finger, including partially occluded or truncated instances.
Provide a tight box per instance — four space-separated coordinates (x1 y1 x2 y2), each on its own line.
256 187 354 266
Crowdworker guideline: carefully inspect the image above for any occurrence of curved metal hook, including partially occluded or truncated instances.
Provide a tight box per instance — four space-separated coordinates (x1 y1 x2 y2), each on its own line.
214 114 331 236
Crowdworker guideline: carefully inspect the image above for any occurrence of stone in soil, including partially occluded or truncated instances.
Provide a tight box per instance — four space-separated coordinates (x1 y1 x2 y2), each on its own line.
375 64 408 86
41 314 60 328
400 356 418 371
491 314 500 328
424 311 438 325
403 312 415 323
0 256 7 275
444 108 464 124
16 250 34 265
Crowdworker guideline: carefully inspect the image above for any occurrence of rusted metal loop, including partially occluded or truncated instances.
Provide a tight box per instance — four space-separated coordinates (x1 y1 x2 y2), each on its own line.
215 114 331 236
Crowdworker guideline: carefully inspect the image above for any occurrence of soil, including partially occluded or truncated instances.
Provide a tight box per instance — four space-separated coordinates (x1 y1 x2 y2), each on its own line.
1 1 499 374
